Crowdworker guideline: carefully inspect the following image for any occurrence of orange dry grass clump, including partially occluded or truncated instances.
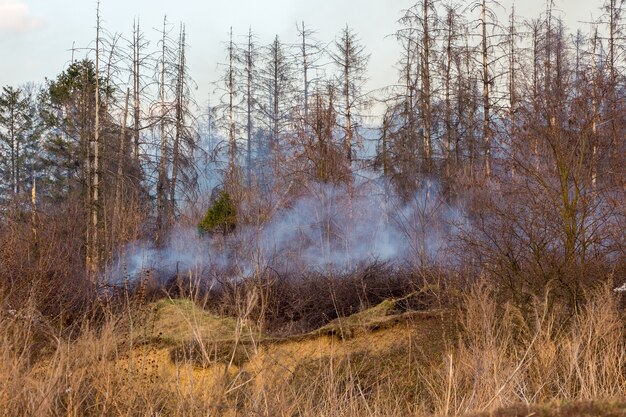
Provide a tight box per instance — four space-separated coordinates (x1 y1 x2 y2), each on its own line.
0 283 623 417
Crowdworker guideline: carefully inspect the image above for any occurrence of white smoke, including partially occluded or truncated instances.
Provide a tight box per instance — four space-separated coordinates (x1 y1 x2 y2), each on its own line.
107 172 464 284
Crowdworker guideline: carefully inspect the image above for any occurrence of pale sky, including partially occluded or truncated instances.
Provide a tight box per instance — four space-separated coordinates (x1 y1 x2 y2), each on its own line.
0 0 601 111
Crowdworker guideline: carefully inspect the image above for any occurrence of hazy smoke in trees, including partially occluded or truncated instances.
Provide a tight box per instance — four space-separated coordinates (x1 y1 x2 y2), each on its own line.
106 173 463 284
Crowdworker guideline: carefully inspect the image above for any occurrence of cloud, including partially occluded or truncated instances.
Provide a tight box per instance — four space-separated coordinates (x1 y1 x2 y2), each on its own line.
0 0 44 34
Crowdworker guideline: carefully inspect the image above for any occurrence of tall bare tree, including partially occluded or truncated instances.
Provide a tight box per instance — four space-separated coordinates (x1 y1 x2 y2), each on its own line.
89 0 102 272
441 3 462 177
243 27 258 187
258 35 293 173
506 5 519 177
479 0 493 178
330 25 369 166
155 15 175 245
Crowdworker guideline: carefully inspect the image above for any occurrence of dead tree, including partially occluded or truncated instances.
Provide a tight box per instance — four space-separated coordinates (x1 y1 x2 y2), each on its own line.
507 5 519 177
155 16 175 245
422 0 433 173
601 0 624 153
242 27 259 188
89 0 102 272
258 35 293 174
441 4 462 177
297 22 324 128
330 25 369 166
169 24 186 221
130 18 150 163
398 1 438 174
228 28 236 174
480 0 492 178
113 88 130 241
392 20 419 181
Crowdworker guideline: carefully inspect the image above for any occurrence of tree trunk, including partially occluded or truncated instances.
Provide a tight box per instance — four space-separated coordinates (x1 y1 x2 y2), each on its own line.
133 19 142 162
247 28 253 187
229 27 235 174
302 21 309 125
115 89 130 242
422 0 432 173
344 29 352 165
170 25 186 224
509 8 516 178
156 16 169 245
444 9 453 178
90 0 101 273
482 0 491 178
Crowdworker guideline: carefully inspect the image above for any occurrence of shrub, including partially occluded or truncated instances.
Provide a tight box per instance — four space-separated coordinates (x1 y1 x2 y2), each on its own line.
198 191 236 235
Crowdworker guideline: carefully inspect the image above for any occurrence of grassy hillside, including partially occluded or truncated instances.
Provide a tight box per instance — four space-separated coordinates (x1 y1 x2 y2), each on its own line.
0 281 623 416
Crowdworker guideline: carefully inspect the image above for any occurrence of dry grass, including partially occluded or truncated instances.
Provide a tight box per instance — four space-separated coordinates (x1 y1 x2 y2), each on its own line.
414 281 626 416
0 281 623 416
466 400 626 417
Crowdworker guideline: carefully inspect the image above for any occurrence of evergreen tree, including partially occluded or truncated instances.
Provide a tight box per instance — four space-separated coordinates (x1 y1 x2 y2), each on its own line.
0 86 42 204
40 59 103 199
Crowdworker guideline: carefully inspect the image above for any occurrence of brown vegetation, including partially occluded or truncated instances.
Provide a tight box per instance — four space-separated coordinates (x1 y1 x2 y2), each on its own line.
0 0 625 415
0 280 623 416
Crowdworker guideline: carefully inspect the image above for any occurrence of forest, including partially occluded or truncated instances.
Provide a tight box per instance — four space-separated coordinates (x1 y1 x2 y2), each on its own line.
0 0 624 416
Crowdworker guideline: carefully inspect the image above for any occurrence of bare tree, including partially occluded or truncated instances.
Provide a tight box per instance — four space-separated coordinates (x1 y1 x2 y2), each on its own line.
328 26 369 168
441 3 462 177
130 18 150 163
506 5 520 177
421 0 434 173
390 20 419 183
155 15 177 245
243 27 259 187
297 22 324 129
258 35 294 173
169 24 186 219
227 28 236 174
601 0 624 159
113 88 130 241
214 26 242 186
477 0 496 178
89 0 102 272
399 1 437 173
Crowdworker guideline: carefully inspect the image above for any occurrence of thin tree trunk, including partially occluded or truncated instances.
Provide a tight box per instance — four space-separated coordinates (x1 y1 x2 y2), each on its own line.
31 179 37 252
170 25 186 225
228 27 235 174
481 0 491 178
133 19 141 162
247 27 253 188
444 9 453 178
273 37 280 163
405 35 416 171
9 98 16 195
15 135 20 194
455 51 463 169
90 0 101 272
302 21 309 125
115 88 130 242
591 27 599 189
422 0 432 172
344 29 352 165
509 7 516 178
465 38 475 179
608 0 619 146
382 115 389 177
157 16 168 245
532 22 540 164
